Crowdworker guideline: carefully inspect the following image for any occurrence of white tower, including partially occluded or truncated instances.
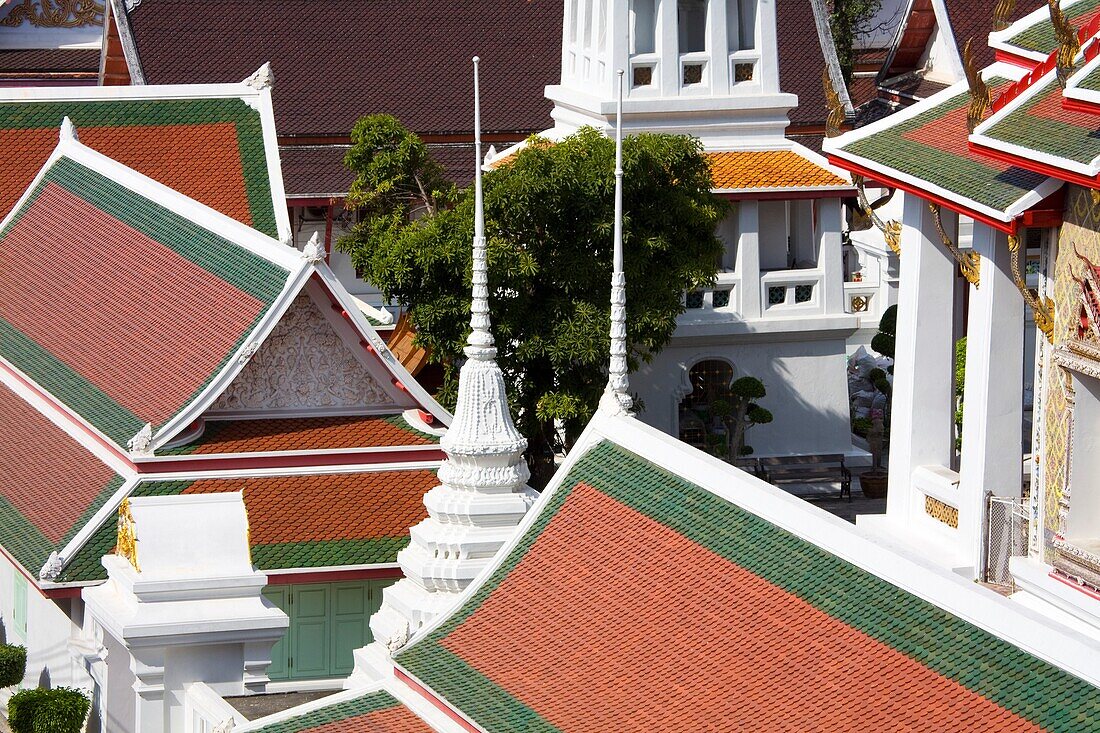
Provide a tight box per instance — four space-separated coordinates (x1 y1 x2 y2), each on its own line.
369 57 538 653
545 0 794 146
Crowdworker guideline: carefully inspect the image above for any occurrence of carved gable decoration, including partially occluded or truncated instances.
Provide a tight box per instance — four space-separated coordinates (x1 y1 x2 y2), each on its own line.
1075 249 1100 343
0 0 104 27
211 294 394 413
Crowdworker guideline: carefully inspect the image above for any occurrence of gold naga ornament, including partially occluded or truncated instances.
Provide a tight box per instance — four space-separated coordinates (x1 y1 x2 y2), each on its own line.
1049 0 1081 88
822 70 902 255
1008 233 1055 341
0 0 103 28
116 498 140 573
994 0 1017 31
963 39 992 134
928 203 981 286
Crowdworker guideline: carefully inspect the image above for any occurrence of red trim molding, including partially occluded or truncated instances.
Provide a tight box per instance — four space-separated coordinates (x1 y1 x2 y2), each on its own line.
994 49 1041 69
969 139 1097 189
266 567 403 585
1049 569 1100 601
134 447 446 474
395 666 484 733
825 154 1018 234
717 188 856 201
1062 95 1100 117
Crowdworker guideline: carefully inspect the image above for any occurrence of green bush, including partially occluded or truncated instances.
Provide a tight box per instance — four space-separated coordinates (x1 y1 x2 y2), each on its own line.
852 416 872 437
9 687 90 733
0 643 26 688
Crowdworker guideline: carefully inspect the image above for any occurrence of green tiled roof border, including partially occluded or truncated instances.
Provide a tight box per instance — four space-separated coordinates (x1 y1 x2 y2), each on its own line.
398 440 1100 733
250 691 404 733
1007 0 1100 54
58 479 415 583
0 474 123 577
985 77 1100 165
0 156 289 444
1078 65 1100 92
839 84 1048 212
0 97 278 236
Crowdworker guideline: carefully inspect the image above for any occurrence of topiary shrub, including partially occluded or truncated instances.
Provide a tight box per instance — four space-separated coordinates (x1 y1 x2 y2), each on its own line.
871 304 896 362
9 686 90 733
0 643 26 688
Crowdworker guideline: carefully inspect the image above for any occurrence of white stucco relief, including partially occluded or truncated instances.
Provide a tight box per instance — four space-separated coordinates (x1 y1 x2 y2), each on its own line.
211 294 394 412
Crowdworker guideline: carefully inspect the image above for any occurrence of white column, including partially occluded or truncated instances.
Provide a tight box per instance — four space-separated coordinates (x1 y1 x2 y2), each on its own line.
132 648 167 733
659 0 679 93
756 0 780 93
818 198 844 315
737 200 761 319
958 222 1024 575
709 0 731 94
887 194 957 521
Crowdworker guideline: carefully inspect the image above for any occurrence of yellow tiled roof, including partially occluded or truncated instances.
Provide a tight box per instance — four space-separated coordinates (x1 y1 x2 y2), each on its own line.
705 150 850 191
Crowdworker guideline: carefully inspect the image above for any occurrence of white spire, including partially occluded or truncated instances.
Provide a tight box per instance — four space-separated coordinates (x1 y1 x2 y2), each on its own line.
366 57 536 659
601 70 633 416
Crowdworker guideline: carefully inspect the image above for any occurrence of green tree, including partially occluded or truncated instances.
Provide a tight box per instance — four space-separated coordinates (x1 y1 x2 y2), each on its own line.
830 0 884 82
340 123 726 485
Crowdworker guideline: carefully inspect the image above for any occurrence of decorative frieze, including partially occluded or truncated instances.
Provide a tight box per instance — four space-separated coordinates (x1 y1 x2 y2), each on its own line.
925 495 959 528
0 0 103 27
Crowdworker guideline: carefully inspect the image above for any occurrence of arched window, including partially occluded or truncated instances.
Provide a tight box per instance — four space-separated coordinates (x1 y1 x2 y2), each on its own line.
678 0 707 53
678 359 734 450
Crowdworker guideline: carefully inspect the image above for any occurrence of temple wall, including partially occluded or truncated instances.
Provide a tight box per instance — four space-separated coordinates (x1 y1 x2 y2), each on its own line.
1042 185 1100 552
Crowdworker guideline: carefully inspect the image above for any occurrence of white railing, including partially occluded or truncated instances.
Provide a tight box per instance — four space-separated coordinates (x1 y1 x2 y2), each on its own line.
843 282 880 318
681 271 740 318
760 269 825 316
184 682 247 733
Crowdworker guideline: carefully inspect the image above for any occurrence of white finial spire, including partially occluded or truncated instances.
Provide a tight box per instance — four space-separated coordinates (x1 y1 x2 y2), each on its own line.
366 57 537 656
59 116 78 142
601 69 633 415
466 55 495 362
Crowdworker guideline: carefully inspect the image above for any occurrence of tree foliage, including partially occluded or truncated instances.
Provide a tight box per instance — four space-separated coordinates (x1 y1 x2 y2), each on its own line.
340 122 726 483
829 0 884 81
0 644 25 688
9 687 90 733
871 303 896 361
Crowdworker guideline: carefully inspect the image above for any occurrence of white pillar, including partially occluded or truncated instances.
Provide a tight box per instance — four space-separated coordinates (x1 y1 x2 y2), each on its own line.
818 198 844 315
887 194 957 521
737 200 761 319
958 222 1024 575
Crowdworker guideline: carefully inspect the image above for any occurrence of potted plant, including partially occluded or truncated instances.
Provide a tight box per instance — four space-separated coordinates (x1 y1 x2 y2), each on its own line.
859 305 895 499
860 410 889 498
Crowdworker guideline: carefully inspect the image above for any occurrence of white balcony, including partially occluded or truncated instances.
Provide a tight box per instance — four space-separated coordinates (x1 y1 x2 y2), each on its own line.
760 269 824 316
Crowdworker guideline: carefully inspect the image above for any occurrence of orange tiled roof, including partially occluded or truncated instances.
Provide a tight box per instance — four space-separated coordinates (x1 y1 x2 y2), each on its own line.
705 150 850 190
489 146 849 191
163 415 438 455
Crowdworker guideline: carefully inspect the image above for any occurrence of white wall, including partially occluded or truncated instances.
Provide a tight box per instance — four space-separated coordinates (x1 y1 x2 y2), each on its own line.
0 555 84 699
758 200 788 270
102 630 135 733
634 333 857 457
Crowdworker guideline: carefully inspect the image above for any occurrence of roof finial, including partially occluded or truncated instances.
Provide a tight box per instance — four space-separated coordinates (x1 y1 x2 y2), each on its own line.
601 70 633 415
466 55 495 362
59 116 78 142
243 62 275 90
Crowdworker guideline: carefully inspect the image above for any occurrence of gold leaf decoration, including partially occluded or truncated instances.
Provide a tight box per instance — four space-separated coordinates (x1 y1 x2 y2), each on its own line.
0 0 103 27
928 203 981 286
963 39 992 133
116 498 140 573
1049 0 1081 88
823 68 846 139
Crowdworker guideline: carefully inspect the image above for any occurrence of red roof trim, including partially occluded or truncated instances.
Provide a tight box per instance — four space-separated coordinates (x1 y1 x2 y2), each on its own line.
995 48 1043 69
993 19 1100 114
1050 568 1100 601
1062 95 1100 115
826 154 1018 233
969 138 1096 187
394 666 484 733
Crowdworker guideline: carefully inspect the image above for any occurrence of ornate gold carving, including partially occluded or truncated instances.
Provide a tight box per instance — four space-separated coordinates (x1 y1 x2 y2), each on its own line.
963 39 992 133
1049 0 1081 88
850 295 869 313
928 203 981 286
116 499 139 573
1092 188 1100 207
925 495 960 528
853 174 902 256
823 68 846 139
994 0 1017 31
1009 233 1055 341
0 0 103 27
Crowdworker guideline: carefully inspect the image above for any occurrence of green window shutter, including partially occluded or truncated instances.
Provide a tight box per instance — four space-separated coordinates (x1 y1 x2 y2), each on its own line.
291 585 329 678
331 582 368 676
261 586 290 680
12 573 26 641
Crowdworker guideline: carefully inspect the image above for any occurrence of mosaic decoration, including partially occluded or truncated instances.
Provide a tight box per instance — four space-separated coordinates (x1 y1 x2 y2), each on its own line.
925 495 959 528
1042 185 1100 547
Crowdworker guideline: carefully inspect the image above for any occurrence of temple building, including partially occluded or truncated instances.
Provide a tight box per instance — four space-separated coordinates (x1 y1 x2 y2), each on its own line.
0 0 103 86
826 0 1100 630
